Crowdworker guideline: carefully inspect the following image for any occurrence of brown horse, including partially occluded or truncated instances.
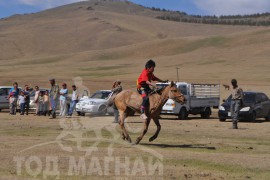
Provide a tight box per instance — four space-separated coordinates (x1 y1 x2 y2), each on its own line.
114 82 185 144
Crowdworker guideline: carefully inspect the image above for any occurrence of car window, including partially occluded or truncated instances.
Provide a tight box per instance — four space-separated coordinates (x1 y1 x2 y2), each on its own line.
90 91 111 99
258 93 268 102
178 85 188 95
0 88 10 96
226 93 255 103
243 94 255 103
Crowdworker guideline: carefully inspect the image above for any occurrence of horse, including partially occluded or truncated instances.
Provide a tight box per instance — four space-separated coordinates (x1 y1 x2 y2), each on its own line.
114 81 185 144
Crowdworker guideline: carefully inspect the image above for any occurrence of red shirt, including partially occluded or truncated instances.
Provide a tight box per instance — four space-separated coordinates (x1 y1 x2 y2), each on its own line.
137 69 158 88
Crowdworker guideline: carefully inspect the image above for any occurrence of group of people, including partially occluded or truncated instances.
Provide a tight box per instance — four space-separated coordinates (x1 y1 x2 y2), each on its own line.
8 79 80 119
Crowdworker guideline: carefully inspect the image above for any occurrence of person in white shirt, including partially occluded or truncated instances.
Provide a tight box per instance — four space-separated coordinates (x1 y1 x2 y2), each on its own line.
18 91 26 115
68 85 79 116
34 86 40 115
59 83 68 116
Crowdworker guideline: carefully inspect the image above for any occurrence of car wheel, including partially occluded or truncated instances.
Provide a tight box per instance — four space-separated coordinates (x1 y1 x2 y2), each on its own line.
201 107 211 119
265 111 270 121
249 111 256 122
219 118 226 122
98 105 107 116
178 108 188 120
0 109 2 112
80 112 85 116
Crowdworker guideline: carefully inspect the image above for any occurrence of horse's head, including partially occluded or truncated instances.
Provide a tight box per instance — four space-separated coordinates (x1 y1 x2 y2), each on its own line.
168 81 185 104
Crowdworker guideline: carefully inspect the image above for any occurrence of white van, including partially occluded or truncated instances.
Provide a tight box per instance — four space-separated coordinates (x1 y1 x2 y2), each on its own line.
0 86 22 111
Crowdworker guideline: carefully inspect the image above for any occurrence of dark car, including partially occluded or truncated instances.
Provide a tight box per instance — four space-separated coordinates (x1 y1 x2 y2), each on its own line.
218 92 270 122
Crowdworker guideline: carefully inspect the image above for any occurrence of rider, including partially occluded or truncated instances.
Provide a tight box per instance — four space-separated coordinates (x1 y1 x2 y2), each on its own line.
137 60 164 120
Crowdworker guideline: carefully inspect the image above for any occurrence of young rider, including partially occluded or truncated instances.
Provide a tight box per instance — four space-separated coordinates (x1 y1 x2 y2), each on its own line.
137 60 164 120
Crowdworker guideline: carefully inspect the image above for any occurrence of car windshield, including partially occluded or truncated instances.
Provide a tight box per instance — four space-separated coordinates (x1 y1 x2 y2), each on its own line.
226 93 255 103
90 91 111 99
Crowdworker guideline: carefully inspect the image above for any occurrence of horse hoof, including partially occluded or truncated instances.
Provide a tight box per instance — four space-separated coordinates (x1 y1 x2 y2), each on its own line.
149 137 155 142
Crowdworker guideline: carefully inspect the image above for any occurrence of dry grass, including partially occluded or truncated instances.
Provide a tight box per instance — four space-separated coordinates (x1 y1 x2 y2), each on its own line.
1 112 270 179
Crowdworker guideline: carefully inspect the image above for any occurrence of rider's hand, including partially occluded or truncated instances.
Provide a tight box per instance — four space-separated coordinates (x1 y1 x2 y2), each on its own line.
151 84 157 89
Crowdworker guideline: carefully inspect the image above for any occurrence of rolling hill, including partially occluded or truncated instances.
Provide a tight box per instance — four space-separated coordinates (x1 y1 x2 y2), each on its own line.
0 0 269 95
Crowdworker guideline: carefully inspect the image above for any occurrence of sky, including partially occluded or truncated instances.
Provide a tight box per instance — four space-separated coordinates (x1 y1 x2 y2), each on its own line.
0 0 270 18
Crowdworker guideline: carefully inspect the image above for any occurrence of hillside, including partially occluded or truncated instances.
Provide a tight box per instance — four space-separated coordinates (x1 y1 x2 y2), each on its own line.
0 0 258 60
0 0 270 94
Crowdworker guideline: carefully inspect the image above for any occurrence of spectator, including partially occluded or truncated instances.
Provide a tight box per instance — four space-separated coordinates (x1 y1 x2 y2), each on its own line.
68 85 79 116
49 78 59 119
8 82 19 115
18 91 26 115
43 90 50 116
38 91 44 116
230 79 244 129
59 83 68 117
23 85 30 115
34 86 40 115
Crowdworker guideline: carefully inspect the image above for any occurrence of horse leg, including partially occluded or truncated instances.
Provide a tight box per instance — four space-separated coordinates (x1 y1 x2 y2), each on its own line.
119 111 132 143
135 118 151 144
149 117 161 142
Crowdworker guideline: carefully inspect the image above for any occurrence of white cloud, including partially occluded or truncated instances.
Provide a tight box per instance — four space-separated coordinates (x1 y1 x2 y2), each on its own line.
17 0 87 9
192 0 270 16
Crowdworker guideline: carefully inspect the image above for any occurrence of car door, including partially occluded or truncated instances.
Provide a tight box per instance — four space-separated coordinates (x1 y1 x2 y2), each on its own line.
254 93 264 117
0 88 10 109
259 93 270 117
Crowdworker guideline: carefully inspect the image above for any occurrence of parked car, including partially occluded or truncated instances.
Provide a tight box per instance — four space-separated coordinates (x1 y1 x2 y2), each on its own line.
218 92 270 122
76 90 114 116
0 86 22 111
157 82 220 119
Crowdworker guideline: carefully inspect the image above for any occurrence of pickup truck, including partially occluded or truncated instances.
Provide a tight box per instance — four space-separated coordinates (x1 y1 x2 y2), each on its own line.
157 82 220 120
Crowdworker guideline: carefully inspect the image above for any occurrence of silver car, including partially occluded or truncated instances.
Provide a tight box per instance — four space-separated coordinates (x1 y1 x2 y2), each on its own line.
76 90 114 116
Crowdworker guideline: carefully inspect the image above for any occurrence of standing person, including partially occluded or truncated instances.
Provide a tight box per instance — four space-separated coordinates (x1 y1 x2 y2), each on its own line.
23 85 30 115
137 60 164 120
18 91 26 115
43 90 50 116
49 78 59 119
8 82 20 115
111 80 122 123
59 83 68 117
38 91 44 115
68 85 79 116
34 86 40 115
230 79 244 129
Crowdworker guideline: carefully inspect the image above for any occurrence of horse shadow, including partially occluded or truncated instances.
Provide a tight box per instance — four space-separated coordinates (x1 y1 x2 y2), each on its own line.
140 143 216 150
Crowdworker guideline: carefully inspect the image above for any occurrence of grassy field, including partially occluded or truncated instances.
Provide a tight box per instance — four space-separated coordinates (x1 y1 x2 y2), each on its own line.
1 111 270 179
